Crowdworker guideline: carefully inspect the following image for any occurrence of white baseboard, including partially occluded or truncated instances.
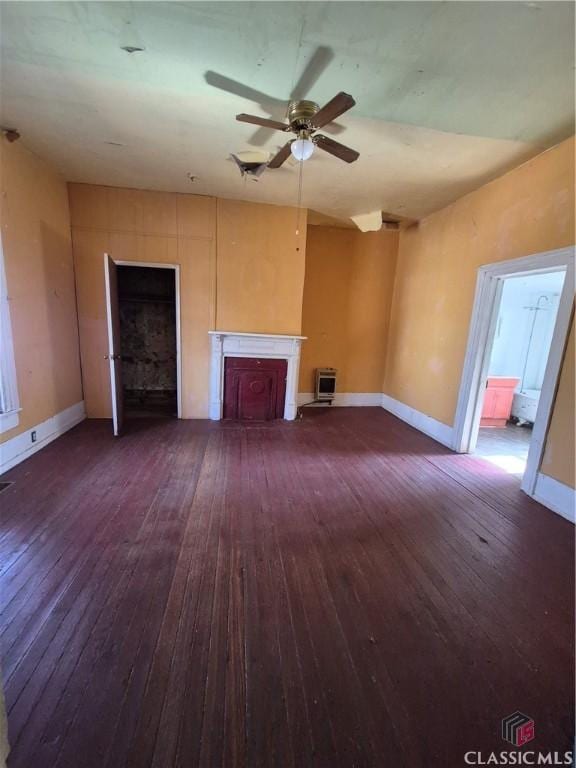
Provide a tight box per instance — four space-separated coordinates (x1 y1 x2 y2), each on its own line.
297 392 383 407
532 472 575 523
380 393 454 449
0 401 86 474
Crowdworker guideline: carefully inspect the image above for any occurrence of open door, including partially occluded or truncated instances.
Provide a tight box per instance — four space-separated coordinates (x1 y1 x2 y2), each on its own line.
104 254 124 436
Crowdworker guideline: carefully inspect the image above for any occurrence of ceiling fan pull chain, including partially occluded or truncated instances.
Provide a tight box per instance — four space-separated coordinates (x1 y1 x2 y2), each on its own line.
295 158 305 238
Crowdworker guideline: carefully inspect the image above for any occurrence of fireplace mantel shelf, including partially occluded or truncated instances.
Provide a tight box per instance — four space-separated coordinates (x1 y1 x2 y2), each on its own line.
209 331 307 340
208 331 306 421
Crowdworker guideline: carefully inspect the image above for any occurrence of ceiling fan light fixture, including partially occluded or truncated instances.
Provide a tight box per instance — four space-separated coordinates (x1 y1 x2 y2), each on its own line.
291 137 314 162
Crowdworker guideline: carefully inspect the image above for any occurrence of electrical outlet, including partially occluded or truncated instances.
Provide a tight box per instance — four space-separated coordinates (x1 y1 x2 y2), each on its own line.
31 430 37 443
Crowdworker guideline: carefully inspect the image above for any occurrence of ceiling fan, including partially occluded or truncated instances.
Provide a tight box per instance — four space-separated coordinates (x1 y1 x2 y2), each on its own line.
237 93 360 168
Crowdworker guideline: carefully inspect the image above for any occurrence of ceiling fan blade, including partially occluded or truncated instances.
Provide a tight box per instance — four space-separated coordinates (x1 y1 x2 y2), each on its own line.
289 46 335 100
314 134 359 163
312 92 356 128
268 141 294 168
236 114 290 131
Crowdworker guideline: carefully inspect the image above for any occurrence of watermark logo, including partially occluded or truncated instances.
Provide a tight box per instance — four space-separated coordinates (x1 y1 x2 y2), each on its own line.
464 712 572 764
501 711 535 747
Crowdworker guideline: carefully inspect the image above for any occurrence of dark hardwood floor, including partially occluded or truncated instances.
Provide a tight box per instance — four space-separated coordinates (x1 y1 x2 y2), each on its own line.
1 409 573 767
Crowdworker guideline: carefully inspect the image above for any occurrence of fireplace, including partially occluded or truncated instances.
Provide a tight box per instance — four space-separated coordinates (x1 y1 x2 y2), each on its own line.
208 332 306 421
223 357 287 420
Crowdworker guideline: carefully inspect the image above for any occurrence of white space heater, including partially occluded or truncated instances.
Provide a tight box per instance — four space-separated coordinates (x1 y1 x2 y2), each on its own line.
315 368 337 403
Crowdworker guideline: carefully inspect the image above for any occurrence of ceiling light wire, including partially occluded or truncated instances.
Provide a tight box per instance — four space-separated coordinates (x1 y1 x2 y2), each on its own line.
295 158 305 248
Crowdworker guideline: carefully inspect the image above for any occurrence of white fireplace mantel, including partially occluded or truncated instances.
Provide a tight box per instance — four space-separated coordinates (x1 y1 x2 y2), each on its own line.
208 331 306 420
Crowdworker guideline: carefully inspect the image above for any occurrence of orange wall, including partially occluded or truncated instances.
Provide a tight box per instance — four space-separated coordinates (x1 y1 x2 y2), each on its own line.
68 184 306 419
0 138 83 442
216 199 306 335
299 226 398 393
384 137 575 486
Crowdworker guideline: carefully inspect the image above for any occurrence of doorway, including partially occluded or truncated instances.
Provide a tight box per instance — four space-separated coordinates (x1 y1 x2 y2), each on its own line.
474 270 565 475
104 255 182 435
117 265 178 418
453 247 574 496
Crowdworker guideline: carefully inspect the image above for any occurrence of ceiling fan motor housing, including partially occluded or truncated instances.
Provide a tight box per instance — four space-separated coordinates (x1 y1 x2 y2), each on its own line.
288 100 319 130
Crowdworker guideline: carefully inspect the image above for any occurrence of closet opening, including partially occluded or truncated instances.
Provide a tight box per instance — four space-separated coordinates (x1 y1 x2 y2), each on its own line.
117 265 179 419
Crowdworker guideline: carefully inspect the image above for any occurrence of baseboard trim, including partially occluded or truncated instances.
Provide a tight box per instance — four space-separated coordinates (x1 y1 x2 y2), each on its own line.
532 472 575 523
297 392 383 407
0 401 86 474
380 393 454 449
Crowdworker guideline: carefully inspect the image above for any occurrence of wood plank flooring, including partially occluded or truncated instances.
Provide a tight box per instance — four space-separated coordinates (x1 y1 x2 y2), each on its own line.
1 409 573 767
476 424 532 469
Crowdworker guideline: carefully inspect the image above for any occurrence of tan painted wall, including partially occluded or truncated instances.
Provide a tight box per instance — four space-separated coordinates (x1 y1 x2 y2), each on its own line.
299 226 398 393
0 138 83 443
384 137 575 486
216 199 306 335
68 185 306 419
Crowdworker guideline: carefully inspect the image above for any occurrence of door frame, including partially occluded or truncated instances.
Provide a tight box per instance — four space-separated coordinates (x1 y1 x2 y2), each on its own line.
452 246 574 496
112 259 182 420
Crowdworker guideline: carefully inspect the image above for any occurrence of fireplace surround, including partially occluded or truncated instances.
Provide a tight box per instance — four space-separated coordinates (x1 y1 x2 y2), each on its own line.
208 331 306 420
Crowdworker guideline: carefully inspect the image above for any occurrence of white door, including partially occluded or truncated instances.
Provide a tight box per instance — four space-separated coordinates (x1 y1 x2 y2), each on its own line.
104 254 124 436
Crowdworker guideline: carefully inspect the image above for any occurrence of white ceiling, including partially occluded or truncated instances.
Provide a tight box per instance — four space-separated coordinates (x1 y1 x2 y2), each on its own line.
1 1 574 222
